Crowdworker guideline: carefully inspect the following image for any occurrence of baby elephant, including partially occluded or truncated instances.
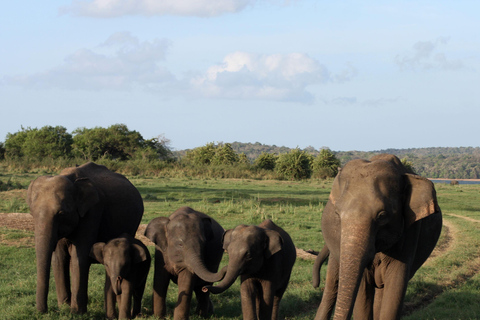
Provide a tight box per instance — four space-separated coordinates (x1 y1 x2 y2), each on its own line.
203 219 296 320
90 234 151 319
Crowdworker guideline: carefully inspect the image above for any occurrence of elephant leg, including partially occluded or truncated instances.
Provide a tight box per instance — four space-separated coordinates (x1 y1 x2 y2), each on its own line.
258 281 274 320
52 238 71 307
378 262 409 320
314 256 339 320
68 245 90 314
194 286 214 317
132 277 146 318
373 288 384 320
104 276 117 319
272 284 288 320
175 270 194 320
153 251 170 318
240 278 259 320
353 270 374 320
118 281 133 320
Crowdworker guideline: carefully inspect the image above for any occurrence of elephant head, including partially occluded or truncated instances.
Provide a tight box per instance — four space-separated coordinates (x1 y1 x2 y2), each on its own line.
321 154 440 319
145 207 225 283
203 224 283 294
27 175 100 312
90 234 149 295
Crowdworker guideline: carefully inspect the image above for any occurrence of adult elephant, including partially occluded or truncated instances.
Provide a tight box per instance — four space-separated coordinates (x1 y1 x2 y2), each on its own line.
27 162 144 314
144 206 225 320
313 154 442 320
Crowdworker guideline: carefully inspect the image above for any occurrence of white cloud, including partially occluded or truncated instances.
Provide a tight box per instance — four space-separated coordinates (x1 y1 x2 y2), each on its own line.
4 34 355 103
4 32 173 91
189 52 331 103
61 0 255 17
395 37 463 71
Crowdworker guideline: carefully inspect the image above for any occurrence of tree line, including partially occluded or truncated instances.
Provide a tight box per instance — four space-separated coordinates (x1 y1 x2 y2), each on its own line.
0 125 340 180
1 125 478 179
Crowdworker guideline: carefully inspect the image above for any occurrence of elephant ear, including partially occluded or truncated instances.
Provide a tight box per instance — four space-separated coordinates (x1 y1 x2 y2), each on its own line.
74 178 100 218
131 243 149 264
404 174 441 227
222 229 233 251
90 242 106 264
202 217 215 242
145 217 169 252
328 173 342 205
264 229 283 259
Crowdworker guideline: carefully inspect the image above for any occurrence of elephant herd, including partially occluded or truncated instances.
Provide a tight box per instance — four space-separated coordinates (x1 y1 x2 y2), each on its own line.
26 154 442 320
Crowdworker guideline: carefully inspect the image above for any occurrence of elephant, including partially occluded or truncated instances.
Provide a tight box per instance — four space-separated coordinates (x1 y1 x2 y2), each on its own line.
90 233 151 319
203 219 297 320
26 162 144 314
144 206 225 320
312 154 442 320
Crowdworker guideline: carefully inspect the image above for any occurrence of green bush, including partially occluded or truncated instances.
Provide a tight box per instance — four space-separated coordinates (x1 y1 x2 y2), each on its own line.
212 143 240 165
0 142 5 160
254 152 278 170
275 148 312 180
4 126 73 160
312 149 341 178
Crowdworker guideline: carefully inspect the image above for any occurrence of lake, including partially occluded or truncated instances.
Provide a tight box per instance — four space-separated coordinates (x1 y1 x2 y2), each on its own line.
430 179 480 185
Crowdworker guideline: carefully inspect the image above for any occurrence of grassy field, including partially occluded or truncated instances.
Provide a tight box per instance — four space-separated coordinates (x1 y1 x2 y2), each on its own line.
1 172 479 319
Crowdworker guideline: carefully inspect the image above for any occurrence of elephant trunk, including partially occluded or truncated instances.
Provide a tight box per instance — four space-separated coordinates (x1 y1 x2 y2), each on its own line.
202 263 241 294
312 246 330 288
113 276 122 296
333 220 374 320
34 219 57 313
187 254 227 283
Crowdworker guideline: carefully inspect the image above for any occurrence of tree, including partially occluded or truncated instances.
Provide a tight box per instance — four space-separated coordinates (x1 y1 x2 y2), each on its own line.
401 157 416 174
238 153 250 164
275 149 312 180
4 129 29 159
185 143 217 165
254 152 278 171
212 143 239 165
141 135 175 162
0 141 5 160
312 149 341 178
72 124 144 160
4 126 72 159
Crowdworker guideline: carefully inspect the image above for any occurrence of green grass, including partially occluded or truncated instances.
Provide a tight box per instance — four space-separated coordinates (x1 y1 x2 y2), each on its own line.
1 176 480 319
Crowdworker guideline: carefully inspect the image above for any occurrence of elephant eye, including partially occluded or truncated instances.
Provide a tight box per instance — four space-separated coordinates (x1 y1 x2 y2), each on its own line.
245 252 252 261
376 211 389 225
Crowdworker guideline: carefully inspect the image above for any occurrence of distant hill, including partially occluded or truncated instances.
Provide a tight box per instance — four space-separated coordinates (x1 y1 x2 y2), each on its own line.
174 143 480 179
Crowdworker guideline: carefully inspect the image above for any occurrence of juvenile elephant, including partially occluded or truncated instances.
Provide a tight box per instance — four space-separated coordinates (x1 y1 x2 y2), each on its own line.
144 206 225 320
27 162 144 313
203 219 296 320
90 234 151 319
313 154 442 320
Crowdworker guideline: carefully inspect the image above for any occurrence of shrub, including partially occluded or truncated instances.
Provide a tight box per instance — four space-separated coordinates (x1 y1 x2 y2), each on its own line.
312 149 341 179
254 152 278 171
4 126 72 160
275 149 312 180
212 143 240 165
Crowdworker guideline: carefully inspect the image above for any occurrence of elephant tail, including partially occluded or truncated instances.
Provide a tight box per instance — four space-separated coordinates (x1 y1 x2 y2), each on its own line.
312 245 330 288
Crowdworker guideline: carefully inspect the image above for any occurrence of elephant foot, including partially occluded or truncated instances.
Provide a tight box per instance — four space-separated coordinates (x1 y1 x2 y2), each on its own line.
70 304 87 315
196 299 214 318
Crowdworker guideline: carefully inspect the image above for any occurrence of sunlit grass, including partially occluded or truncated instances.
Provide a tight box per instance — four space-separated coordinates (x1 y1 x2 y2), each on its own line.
1 174 480 319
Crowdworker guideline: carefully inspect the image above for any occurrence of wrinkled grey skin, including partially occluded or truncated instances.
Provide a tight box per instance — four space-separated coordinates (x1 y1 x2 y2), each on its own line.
144 206 224 320
313 154 442 320
27 162 143 314
90 233 151 319
203 219 296 320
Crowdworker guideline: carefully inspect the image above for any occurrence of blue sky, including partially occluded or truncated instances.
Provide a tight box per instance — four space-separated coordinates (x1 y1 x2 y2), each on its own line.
1 0 479 151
